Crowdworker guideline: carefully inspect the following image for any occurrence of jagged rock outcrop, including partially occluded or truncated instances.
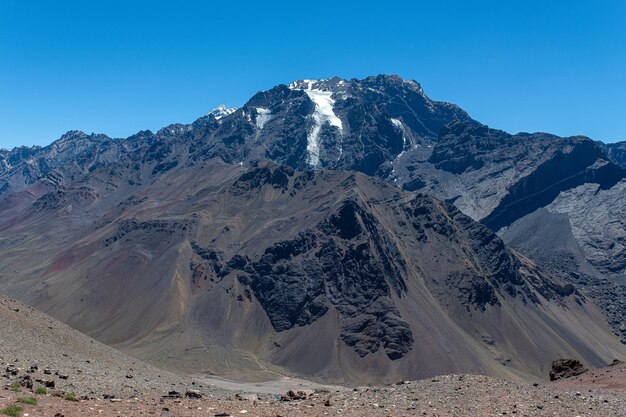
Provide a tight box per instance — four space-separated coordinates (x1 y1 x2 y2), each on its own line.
549 359 588 381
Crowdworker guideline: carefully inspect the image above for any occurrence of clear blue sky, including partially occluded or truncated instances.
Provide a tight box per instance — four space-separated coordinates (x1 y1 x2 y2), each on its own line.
1 0 625 149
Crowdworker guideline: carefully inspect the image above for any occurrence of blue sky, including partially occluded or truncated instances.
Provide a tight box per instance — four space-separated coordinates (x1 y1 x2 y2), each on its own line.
1 0 625 149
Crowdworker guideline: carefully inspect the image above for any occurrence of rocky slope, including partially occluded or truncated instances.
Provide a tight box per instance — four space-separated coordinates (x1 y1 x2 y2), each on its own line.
0 158 623 384
2 293 625 416
600 140 626 168
391 120 626 342
0 293 203 397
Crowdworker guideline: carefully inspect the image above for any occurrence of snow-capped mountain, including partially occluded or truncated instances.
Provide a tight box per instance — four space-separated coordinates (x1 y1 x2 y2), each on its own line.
207 104 237 120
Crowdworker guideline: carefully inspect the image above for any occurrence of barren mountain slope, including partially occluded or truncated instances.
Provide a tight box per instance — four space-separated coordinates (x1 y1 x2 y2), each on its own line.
0 159 623 384
403 120 626 342
0 293 197 396
1 295 625 416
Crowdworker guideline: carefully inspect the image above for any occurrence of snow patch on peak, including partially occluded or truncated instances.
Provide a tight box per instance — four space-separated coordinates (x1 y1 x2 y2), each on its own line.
208 104 237 120
289 80 343 167
288 79 324 90
255 107 272 130
391 118 408 151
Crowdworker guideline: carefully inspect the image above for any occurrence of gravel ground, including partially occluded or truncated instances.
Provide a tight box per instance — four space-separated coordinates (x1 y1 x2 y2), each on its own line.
1 373 625 416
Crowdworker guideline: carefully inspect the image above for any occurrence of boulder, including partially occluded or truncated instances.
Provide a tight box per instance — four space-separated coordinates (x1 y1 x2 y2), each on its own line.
549 359 588 381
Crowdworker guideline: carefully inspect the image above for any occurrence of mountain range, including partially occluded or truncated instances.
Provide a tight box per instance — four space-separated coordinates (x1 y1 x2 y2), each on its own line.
0 75 624 384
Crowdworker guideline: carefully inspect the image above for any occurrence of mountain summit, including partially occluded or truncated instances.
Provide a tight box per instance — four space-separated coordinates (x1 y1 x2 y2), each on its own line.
208 104 237 120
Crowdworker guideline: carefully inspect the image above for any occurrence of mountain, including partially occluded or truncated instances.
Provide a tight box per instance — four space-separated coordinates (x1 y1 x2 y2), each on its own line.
208 104 238 120
0 75 470 198
2 75 624 344
0 157 623 383
401 121 626 343
0 75 624 383
601 140 626 168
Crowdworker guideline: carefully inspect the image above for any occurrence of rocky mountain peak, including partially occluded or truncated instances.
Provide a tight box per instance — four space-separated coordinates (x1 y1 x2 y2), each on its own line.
208 104 237 120
288 77 347 92
58 129 88 140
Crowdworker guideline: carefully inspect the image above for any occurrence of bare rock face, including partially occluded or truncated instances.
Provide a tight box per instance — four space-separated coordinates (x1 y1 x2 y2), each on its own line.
417 120 626 228
238 198 413 360
600 140 626 168
549 359 588 381
412 120 626 343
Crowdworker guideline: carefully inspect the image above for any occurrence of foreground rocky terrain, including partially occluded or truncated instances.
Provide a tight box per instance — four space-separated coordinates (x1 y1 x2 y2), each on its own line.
0 293 211 397
3 370 626 416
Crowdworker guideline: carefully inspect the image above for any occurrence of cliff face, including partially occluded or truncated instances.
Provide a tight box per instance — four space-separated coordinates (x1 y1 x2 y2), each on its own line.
600 140 626 168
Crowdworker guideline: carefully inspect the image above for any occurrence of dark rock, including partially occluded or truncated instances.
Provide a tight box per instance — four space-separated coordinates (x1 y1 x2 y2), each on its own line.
36 379 55 388
280 389 309 401
162 390 182 399
240 201 414 360
19 374 32 389
185 389 203 399
549 359 588 381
